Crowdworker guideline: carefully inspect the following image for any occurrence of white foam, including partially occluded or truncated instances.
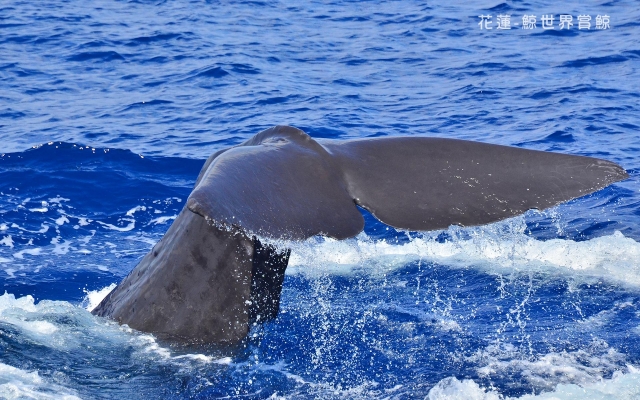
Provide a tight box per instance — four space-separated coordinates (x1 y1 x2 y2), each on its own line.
128 333 230 366
0 293 58 337
97 218 135 232
77 230 95 244
83 283 116 312
54 215 70 226
286 219 640 286
518 366 640 399
76 217 91 226
137 334 172 358
48 196 70 205
423 338 640 399
13 319 58 335
0 363 81 400
1 291 228 372
51 237 74 255
9 223 49 234
149 215 177 225
126 205 147 217
12 248 42 259
427 377 501 400
0 292 38 313
0 235 14 248
258 361 386 398
427 367 640 400
215 356 233 365
172 353 216 363
470 340 626 390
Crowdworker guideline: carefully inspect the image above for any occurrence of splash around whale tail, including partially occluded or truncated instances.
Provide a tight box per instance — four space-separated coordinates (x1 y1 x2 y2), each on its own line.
93 126 628 344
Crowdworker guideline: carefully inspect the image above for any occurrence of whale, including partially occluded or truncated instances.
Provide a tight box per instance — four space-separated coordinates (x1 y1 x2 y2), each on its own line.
92 125 629 344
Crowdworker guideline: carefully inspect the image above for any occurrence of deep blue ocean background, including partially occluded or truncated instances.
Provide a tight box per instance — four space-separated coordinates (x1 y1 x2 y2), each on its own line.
1 0 640 398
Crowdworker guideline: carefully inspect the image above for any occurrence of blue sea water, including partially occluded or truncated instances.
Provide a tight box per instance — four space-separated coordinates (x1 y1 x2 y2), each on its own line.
1 0 640 398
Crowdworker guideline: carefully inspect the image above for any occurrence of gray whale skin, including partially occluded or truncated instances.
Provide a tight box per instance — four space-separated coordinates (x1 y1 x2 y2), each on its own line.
92 125 629 344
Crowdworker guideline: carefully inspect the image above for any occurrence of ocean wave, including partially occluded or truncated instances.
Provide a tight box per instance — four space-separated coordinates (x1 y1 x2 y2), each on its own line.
0 362 81 400
286 218 640 287
0 292 231 366
427 368 640 400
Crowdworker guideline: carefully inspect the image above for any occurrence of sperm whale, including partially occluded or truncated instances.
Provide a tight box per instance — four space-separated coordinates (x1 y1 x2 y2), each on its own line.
92 125 629 344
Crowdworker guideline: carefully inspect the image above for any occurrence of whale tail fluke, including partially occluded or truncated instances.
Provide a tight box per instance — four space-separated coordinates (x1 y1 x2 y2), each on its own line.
188 126 628 240
94 126 628 344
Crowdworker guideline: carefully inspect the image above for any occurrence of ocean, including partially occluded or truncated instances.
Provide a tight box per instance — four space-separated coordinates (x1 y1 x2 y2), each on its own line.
1 0 639 398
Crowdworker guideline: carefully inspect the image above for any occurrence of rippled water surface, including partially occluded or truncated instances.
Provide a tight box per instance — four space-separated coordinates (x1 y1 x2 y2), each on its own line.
1 0 640 398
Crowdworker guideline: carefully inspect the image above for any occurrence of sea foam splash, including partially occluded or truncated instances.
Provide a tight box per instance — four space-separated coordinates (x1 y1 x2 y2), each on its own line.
285 218 640 286
0 292 231 368
0 362 81 400
427 366 640 400
3 217 640 398
82 283 116 312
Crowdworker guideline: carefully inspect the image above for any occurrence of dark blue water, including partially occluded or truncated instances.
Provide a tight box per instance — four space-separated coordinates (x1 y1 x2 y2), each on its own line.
1 0 640 398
